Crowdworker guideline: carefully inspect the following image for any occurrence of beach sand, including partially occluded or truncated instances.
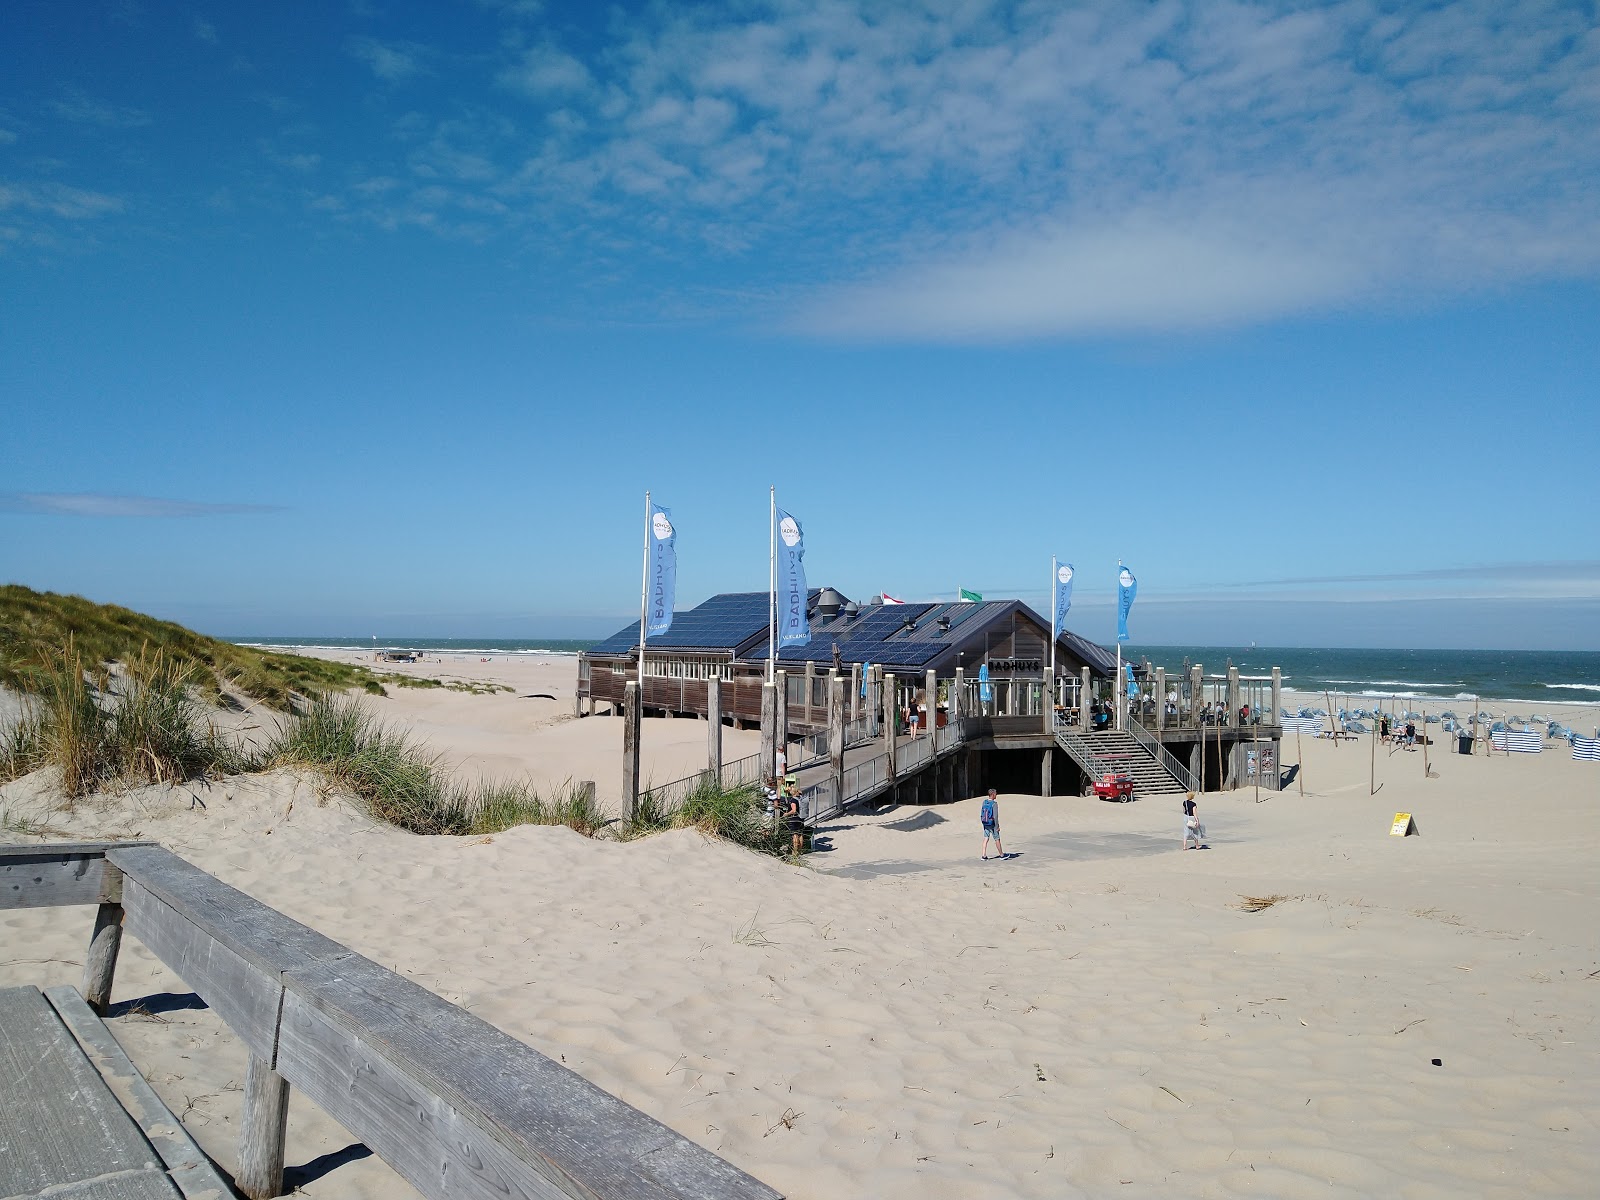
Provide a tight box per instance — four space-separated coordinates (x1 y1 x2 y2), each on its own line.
2 656 1597 1198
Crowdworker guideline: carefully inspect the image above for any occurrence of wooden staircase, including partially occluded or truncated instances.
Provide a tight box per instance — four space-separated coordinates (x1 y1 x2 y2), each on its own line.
1055 727 1189 797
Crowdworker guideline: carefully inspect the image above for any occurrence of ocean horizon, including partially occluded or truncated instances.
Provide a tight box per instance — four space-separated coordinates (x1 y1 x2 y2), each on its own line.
233 638 1600 708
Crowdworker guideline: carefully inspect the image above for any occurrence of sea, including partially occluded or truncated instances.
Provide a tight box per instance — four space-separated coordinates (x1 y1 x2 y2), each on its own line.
234 638 1600 708
234 637 592 656
1130 646 1600 708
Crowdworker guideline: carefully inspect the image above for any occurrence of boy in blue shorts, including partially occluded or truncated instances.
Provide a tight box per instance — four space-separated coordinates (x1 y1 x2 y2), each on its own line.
980 789 1004 860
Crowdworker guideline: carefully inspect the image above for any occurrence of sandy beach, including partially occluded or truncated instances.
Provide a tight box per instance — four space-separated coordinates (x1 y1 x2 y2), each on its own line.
3 653 1597 1198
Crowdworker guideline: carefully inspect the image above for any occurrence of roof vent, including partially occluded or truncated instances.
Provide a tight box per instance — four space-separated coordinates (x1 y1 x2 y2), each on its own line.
842 601 860 620
937 615 951 634
815 586 846 620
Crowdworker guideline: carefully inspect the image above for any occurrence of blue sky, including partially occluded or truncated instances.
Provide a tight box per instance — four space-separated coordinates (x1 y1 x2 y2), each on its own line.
2 0 1597 648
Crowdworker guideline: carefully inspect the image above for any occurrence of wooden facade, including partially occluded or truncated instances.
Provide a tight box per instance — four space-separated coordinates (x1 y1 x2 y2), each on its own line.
578 593 1114 730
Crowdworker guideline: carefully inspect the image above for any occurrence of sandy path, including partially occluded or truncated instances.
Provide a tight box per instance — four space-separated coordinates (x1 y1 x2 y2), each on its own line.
2 663 1597 1198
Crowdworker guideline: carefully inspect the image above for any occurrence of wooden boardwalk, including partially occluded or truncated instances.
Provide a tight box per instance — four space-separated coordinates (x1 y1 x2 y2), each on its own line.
0 983 231 1199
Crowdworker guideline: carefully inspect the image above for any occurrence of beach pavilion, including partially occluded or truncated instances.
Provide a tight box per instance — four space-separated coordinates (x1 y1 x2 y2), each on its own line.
577 587 1115 731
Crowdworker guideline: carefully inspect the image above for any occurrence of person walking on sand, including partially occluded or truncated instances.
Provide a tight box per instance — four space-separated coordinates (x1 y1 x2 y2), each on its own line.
1182 792 1207 850
980 789 1004 860
780 776 805 857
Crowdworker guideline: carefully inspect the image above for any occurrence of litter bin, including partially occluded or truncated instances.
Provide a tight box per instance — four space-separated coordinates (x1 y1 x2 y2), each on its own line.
1457 734 1474 755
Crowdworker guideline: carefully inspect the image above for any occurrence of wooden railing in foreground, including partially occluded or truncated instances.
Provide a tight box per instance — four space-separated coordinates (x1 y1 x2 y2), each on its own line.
0 841 783 1200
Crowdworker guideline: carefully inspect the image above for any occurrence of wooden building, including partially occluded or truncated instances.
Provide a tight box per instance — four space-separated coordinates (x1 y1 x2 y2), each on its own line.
576 588 1116 730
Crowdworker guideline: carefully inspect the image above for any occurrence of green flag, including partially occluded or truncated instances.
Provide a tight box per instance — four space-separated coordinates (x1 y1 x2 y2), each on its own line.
959 588 983 602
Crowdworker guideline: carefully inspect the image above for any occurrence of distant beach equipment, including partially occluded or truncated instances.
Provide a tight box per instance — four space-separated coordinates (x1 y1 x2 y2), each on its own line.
1281 716 1324 735
1490 729 1543 754
1573 736 1600 762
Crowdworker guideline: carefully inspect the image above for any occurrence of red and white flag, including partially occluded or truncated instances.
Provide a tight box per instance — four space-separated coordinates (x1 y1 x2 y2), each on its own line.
881 592 905 604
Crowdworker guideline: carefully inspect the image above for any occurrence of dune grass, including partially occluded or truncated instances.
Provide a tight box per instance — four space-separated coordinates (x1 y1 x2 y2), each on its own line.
0 584 381 708
0 619 788 855
0 642 251 797
263 695 788 851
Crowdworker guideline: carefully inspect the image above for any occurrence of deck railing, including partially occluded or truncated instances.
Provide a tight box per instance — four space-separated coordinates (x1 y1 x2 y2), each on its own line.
0 842 781 1200
1126 719 1200 793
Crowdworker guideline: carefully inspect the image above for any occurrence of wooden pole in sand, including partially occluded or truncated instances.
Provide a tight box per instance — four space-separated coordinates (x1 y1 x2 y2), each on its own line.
1325 691 1338 747
621 681 641 824
1297 725 1306 796
1369 705 1376 794
1422 705 1431 778
1252 721 1261 803
706 676 723 780
1217 710 1226 791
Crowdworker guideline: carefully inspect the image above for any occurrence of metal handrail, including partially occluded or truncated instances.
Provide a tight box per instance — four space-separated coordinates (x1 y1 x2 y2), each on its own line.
1054 726 1113 778
1126 719 1199 793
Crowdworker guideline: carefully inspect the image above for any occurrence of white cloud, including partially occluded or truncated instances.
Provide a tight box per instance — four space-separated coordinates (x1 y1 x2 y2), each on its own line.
0 493 281 518
0 182 123 219
350 37 425 82
46 88 151 129
499 45 592 95
321 1 1600 336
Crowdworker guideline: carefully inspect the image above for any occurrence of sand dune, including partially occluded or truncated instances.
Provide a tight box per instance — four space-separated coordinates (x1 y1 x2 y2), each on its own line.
2 658 1596 1198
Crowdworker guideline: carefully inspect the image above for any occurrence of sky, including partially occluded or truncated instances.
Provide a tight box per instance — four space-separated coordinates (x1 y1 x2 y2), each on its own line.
2 0 1598 649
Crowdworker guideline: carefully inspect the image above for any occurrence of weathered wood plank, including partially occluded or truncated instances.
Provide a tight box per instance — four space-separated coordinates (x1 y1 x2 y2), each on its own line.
0 985 164 1196
237 1054 291 1200
107 844 349 979
32 1168 185 1199
82 862 127 1014
0 848 110 910
278 955 782 1200
119 876 286 1062
44 986 233 1200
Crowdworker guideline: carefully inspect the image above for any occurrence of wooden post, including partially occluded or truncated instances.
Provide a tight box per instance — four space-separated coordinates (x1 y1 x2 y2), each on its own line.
775 671 789 780
828 673 845 805
1217 714 1226 790
1081 666 1091 727
850 663 861 724
883 672 898 783
1040 747 1052 797
1155 667 1166 732
952 667 965 720
1422 706 1431 778
1227 666 1240 728
868 665 882 736
621 681 641 824
1252 724 1261 803
706 677 723 779
925 668 937 736
81 861 125 1016
760 681 777 785
803 661 816 726
1271 667 1282 727
238 1054 291 1200
958 748 970 799
1325 690 1338 748
1189 664 1203 728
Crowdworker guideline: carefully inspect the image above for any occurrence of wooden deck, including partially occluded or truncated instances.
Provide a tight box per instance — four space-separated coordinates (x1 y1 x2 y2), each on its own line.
0 984 231 1199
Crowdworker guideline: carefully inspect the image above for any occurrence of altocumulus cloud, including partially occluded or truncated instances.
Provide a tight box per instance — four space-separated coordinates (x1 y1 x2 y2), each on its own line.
0 493 284 518
468 0 1600 338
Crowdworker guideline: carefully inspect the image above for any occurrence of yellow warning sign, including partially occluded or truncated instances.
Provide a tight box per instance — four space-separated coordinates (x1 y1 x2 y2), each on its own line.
1390 812 1417 837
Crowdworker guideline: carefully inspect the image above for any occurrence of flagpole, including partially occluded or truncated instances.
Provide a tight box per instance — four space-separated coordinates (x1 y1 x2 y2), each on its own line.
768 486 776 685
1115 559 1123 732
638 491 651 692
1049 557 1057 714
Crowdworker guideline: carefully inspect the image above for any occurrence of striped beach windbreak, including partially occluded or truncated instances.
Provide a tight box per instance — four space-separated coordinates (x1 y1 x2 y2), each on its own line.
1280 717 1325 735
1574 736 1600 762
1491 729 1543 754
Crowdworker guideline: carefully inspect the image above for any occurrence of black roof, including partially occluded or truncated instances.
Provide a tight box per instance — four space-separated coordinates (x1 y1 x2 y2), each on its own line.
590 590 1116 675
587 590 813 656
